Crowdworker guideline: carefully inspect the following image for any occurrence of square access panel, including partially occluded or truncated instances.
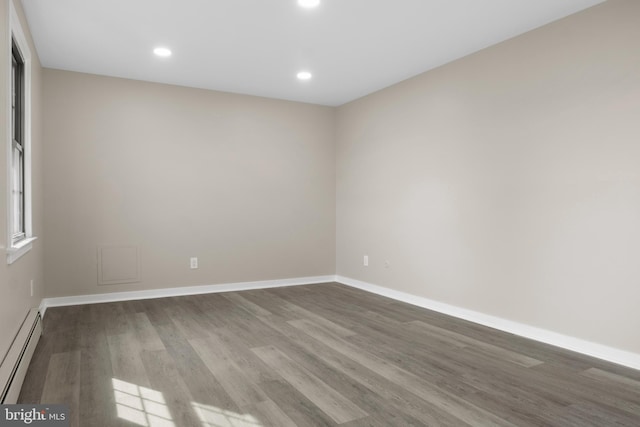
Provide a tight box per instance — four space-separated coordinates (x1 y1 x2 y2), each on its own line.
97 245 140 285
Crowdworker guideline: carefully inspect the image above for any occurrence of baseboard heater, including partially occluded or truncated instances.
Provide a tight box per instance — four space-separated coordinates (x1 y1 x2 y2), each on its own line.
0 309 42 404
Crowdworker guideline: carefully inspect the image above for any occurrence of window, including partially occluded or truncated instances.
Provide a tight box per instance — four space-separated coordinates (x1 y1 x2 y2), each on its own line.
11 41 25 244
7 3 35 264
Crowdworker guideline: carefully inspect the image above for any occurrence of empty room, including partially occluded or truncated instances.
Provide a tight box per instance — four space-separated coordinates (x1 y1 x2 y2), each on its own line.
1 0 640 425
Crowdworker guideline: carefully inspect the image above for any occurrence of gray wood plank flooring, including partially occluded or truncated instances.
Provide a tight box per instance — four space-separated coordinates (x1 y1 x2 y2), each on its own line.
18 283 640 426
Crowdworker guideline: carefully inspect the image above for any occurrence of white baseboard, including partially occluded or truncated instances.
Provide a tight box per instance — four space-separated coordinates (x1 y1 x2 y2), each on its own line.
41 275 335 314
38 273 640 371
335 275 640 371
38 299 48 318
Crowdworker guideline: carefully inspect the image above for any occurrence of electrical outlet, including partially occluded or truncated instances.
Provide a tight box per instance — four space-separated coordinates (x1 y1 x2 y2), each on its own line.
190 257 198 269
384 260 390 269
30 280 34 297
363 255 369 267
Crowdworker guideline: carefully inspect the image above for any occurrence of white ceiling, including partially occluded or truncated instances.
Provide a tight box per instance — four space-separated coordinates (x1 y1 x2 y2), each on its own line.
21 0 604 106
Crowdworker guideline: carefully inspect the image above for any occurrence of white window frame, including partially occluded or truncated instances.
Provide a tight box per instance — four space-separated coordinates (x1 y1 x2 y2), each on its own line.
6 1 36 264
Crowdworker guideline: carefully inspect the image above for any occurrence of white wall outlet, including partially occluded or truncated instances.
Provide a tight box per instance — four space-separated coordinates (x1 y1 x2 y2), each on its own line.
384 260 390 269
30 279 34 297
190 257 198 269
363 255 369 266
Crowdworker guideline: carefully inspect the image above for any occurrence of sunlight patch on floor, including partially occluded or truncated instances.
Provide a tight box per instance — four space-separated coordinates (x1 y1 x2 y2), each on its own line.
112 378 176 427
191 402 262 427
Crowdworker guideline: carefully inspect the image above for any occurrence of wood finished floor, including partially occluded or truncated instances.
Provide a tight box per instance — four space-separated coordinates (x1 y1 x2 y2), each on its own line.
19 283 640 426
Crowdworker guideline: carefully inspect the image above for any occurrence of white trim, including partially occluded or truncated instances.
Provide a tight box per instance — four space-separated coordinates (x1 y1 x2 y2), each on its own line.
40 275 335 313
38 299 47 319
38 272 640 371
6 0 35 264
335 275 640 371
6 236 36 264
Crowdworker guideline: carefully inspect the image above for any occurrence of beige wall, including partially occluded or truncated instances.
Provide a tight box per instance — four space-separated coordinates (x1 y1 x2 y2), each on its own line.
336 0 640 354
20 0 640 360
0 0 45 361
43 70 336 297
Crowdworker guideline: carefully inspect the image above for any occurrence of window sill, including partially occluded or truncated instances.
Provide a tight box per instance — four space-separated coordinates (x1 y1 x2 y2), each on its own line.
7 236 37 264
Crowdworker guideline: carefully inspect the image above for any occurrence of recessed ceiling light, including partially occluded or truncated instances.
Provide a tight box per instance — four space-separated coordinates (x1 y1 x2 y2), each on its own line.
298 0 320 8
297 71 312 81
153 47 172 57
